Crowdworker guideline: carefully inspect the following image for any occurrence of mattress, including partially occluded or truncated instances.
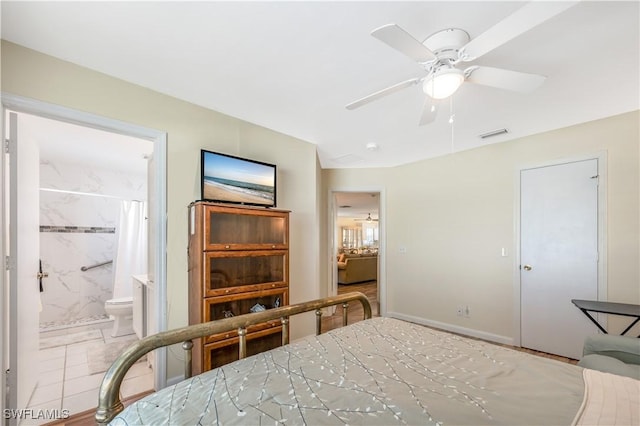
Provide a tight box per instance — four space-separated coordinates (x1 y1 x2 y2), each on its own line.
112 317 586 425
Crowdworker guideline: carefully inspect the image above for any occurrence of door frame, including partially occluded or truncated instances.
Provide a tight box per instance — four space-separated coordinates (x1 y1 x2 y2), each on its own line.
6 111 41 419
0 93 169 399
327 187 386 317
512 152 608 347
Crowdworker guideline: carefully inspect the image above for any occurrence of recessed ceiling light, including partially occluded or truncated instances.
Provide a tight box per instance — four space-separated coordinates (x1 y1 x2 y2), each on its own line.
366 142 379 151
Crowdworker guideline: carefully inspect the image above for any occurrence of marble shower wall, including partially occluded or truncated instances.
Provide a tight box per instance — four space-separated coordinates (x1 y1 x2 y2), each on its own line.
39 159 146 327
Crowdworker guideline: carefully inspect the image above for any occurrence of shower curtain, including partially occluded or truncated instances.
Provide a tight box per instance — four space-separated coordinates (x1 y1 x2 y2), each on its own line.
112 200 148 299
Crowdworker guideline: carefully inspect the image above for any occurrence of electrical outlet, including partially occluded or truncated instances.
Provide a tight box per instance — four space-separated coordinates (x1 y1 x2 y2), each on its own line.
464 306 470 318
456 306 463 316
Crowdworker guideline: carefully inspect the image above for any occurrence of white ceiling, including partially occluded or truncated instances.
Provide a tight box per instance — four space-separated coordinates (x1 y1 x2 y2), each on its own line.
2 1 638 169
18 112 153 176
335 192 380 219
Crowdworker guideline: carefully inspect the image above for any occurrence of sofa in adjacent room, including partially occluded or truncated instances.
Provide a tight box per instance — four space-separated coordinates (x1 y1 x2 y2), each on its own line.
337 253 378 284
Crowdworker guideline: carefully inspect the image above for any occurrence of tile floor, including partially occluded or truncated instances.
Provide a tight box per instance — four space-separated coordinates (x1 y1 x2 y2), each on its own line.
25 322 154 425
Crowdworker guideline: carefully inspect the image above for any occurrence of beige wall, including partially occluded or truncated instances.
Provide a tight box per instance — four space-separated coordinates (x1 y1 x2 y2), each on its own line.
1 41 320 379
324 111 640 340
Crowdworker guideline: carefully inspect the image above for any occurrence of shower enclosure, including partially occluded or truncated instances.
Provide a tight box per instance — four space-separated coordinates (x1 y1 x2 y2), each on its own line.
39 159 147 330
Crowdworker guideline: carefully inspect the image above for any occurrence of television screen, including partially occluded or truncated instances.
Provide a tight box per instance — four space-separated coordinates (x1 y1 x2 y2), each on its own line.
201 150 276 207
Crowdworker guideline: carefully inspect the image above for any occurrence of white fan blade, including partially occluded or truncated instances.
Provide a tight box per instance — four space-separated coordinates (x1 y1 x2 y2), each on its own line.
460 1 578 61
372 24 436 63
346 78 421 110
466 66 546 93
419 97 439 126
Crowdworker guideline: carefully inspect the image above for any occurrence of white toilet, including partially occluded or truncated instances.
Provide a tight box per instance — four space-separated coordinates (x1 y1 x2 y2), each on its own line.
104 296 134 337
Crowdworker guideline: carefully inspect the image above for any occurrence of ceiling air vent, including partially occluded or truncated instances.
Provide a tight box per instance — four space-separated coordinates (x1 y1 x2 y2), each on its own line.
479 128 509 139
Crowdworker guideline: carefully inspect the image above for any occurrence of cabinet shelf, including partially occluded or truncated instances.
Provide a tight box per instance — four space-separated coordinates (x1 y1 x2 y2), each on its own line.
203 287 288 343
203 327 283 369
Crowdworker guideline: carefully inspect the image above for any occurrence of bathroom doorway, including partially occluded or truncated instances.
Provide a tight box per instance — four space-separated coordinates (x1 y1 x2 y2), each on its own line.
2 97 167 420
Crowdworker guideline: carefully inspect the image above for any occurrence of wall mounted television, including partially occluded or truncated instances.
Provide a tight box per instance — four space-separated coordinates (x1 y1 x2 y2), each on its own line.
201 150 276 208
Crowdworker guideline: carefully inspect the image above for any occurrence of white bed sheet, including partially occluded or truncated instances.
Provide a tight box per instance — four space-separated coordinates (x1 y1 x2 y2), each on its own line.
572 368 640 425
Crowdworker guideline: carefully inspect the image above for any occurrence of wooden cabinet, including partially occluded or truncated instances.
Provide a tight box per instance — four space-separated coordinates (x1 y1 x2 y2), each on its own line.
188 201 290 374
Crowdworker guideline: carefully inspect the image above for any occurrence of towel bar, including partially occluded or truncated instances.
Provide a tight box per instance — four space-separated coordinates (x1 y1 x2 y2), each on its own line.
80 260 113 271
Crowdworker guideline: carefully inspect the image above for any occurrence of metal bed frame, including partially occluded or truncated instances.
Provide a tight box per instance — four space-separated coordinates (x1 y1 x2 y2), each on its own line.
95 291 372 424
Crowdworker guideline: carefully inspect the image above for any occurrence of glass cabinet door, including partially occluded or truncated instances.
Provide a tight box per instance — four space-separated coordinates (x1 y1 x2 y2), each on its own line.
205 210 288 250
203 330 283 370
204 250 288 296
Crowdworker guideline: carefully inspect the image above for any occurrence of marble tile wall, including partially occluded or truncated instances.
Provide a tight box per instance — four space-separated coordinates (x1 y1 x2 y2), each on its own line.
39 159 146 327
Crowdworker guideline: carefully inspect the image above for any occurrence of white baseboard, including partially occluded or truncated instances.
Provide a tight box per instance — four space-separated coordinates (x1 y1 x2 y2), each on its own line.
386 311 515 346
166 374 185 387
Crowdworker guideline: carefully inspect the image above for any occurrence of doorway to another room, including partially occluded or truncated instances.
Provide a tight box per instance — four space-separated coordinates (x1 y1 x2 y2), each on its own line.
326 192 382 330
3 103 166 421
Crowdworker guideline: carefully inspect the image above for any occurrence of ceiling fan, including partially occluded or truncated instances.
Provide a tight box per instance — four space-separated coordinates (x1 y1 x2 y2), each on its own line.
346 1 577 125
355 213 379 222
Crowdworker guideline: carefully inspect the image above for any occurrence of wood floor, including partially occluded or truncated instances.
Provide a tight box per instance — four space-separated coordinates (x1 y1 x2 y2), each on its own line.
45 391 153 426
320 281 380 332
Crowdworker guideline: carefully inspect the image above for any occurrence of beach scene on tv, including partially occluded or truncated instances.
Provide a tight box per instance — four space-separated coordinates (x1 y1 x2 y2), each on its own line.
202 152 275 206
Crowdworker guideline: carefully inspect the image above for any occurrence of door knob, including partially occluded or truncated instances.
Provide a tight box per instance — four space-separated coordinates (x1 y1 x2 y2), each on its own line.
523 265 533 271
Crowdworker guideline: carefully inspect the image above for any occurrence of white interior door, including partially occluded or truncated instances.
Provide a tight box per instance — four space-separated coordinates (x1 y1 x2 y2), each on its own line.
7 111 40 418
520 159 599 360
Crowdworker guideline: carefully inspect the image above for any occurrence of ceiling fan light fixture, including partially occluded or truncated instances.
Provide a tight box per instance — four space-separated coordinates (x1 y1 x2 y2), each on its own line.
423 68 464 99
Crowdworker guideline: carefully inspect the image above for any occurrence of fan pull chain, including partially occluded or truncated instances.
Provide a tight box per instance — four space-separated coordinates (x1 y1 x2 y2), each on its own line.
448 94 455 124
449 96 455 153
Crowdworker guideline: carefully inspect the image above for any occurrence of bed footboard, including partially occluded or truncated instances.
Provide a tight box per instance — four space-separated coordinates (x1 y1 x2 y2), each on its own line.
95 291 372 424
